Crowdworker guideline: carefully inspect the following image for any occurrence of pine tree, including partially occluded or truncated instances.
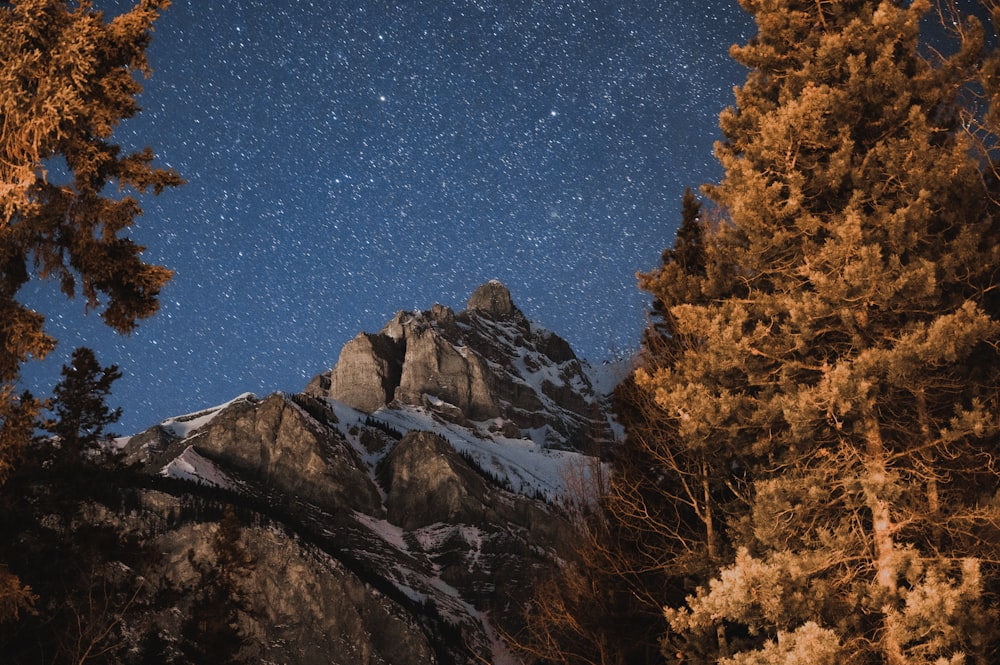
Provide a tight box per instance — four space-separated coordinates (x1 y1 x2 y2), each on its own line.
635 1 1000 662
645 187 707 342
44 346 122 461
630 189 740 573
0 0 179 622
182 506 255 664
612 189 750 664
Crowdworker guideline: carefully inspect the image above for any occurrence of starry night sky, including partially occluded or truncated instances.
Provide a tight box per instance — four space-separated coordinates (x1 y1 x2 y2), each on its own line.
21 0 753 434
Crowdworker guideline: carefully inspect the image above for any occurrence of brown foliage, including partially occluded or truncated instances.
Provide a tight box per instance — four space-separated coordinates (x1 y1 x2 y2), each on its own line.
0 0 179 623
0 566 35 624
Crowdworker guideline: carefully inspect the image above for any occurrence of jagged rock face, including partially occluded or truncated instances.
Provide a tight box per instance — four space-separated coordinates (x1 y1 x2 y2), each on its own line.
379 430 574 550
318 280 611 450
190 393 383 515
395 324 498 421
114 383 595 661
154 520 438 665
328 333 404 414
246 536 437 665
2 485 440 665
381 431 488 530
120 421 179 470
371 429 579 644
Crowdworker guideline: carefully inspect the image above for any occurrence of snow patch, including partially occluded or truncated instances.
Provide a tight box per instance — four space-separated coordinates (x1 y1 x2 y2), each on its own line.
353 512 408 551
368 403 595 502
160 445 234 489
583 358 627 397
160 392 255 438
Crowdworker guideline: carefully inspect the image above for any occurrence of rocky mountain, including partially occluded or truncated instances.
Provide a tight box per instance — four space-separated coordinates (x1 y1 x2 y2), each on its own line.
312 280 612 451
0 282 620 664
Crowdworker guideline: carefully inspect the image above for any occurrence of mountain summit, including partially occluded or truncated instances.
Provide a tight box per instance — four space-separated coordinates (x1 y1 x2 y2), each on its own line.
311 280 612 451
465 279 521 318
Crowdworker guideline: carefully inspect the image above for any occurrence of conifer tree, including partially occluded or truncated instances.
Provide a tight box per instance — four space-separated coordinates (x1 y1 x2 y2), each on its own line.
0 0 179 622
634 1 1000 662
615 189 750 663
182 506 255 664
629 189 737 571
645 187 707 341
44 346 122 461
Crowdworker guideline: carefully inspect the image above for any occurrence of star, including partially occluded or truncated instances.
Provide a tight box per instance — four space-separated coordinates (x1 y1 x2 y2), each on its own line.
22 0 753 433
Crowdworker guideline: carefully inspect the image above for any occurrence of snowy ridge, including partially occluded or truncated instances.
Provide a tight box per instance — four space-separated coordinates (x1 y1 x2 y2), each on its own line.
150 388 590 504
331 397 595 503
159 392 256 438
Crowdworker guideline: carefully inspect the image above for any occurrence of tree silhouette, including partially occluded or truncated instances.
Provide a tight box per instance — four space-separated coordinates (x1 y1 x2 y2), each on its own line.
44 347 122 462
182 506 256 664
0 0 179 622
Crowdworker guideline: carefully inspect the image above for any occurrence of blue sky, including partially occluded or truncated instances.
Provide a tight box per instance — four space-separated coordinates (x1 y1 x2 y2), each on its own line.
21 0 754 433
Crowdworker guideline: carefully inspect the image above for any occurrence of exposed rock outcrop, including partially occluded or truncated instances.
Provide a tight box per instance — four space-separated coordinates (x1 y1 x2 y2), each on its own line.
380 431 488 530
466 279 521 319
328 333 404 414
2 484 441 665
394 323 498 420
313 281 612 450
187 392 382 515
157 519 439 665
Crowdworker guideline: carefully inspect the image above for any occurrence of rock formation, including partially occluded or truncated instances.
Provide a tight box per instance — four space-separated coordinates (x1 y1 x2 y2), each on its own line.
327 333 403 414
466 278 520 318
187 392 383 515
380 430 489 530
316 280 612 451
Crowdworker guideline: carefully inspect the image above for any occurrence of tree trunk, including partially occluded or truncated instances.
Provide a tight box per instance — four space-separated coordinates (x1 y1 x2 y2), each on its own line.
702 462 717 561
699 461 728 657
915 388 943 549
864 415 906 665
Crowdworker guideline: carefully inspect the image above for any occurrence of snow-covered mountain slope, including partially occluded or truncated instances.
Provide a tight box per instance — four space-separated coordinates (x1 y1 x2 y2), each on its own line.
112 387 587 663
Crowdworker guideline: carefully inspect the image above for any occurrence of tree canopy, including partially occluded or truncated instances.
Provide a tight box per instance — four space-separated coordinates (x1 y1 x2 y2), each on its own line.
43 346 121 460
0 0 179 474
629 1 1000 662
0 0 178 622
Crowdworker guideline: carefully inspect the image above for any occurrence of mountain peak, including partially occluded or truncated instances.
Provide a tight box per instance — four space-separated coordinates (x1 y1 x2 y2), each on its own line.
465 280 520 319
315 282 611 450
